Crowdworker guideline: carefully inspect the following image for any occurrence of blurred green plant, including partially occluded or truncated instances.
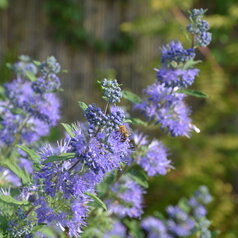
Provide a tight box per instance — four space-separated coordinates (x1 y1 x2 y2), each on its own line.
0 0 8 9
44 0 135 53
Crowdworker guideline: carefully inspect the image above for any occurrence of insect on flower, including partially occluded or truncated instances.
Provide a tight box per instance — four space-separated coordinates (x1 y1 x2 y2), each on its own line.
118 125 129 142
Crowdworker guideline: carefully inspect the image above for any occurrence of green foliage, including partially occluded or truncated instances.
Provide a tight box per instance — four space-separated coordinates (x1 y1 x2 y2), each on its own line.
0 195 28 206
2 160 31 185
25 71 37 82
82 209 113 238
0 0 8 9
44 0 135 53
61 123 76 138
128 167 149 188
43 153 76 164
122 90 142 103
125 117 148 126
78 101 88 111
177 89 208 98
85 192 107 211
124 219 143 238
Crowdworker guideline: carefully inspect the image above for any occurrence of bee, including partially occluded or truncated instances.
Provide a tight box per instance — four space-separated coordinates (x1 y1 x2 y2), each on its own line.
118 125 136 149
118 125 129 142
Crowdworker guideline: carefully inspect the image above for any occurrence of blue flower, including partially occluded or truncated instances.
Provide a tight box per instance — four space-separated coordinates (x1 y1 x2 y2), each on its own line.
100 79 122 104
104 221 127 238
135 83 193 137
156 67 199 88
161 41 195 66
141 216 170 238
187 8 212 47
137 140 172 176
4 79 61 125
107 176 145 218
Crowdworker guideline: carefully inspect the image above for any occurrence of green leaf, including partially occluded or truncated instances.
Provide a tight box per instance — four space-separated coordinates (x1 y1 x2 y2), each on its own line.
43 153 76 164
33 60 41 66
78 101 88 111
0 86 5 100
61 123 76 137
124 219 143 238
85 192 107 211
211 230 221 237
178 198 190 213
2 160 31 185
128 168 148 188
25 71 37 82
177 89 208 98
122 90 141 103
183 59 202 70
0 195 28 206
10 107 25 115
17 145 40 160
32 225 55 237
125 117 147 126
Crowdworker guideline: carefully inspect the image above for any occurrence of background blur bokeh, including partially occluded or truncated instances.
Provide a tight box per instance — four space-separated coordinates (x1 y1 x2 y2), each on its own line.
0 0 238 236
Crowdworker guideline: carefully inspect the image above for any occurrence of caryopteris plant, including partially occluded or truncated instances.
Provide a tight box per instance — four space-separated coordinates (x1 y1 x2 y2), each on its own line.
0 9 215 237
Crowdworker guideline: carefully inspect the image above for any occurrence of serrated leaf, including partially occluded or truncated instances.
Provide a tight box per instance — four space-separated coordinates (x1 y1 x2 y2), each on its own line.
25 71 36 82
0 195 28 206
61 123 76 137
177 89 208 98
2 160 31 185
128 168 148 188
122 90 141 103
43 153 75 164
78 101 88 111
125 117 147 126
85 192 107 211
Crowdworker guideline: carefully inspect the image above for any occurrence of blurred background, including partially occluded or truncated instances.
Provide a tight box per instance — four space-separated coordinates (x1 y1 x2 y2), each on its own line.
0 0 238 237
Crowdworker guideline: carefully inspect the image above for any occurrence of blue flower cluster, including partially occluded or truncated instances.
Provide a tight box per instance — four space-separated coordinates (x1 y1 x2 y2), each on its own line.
161 41 195 66
135 41 202 136
0 8 214 238
107 176 144 218
135 9 211 137
187 8 212 47
85 104 126 135
135 83 193 137
0 56 61 149
32 80 133 236
7 209 34 238
104 221 127 238
141 217 170 238
97 187 213 238
140 186 212 238
100 79 122 104
134 133 172 176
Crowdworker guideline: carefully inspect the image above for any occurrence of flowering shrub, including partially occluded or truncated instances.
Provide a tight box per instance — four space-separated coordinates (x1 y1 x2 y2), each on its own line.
0 9 215 237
